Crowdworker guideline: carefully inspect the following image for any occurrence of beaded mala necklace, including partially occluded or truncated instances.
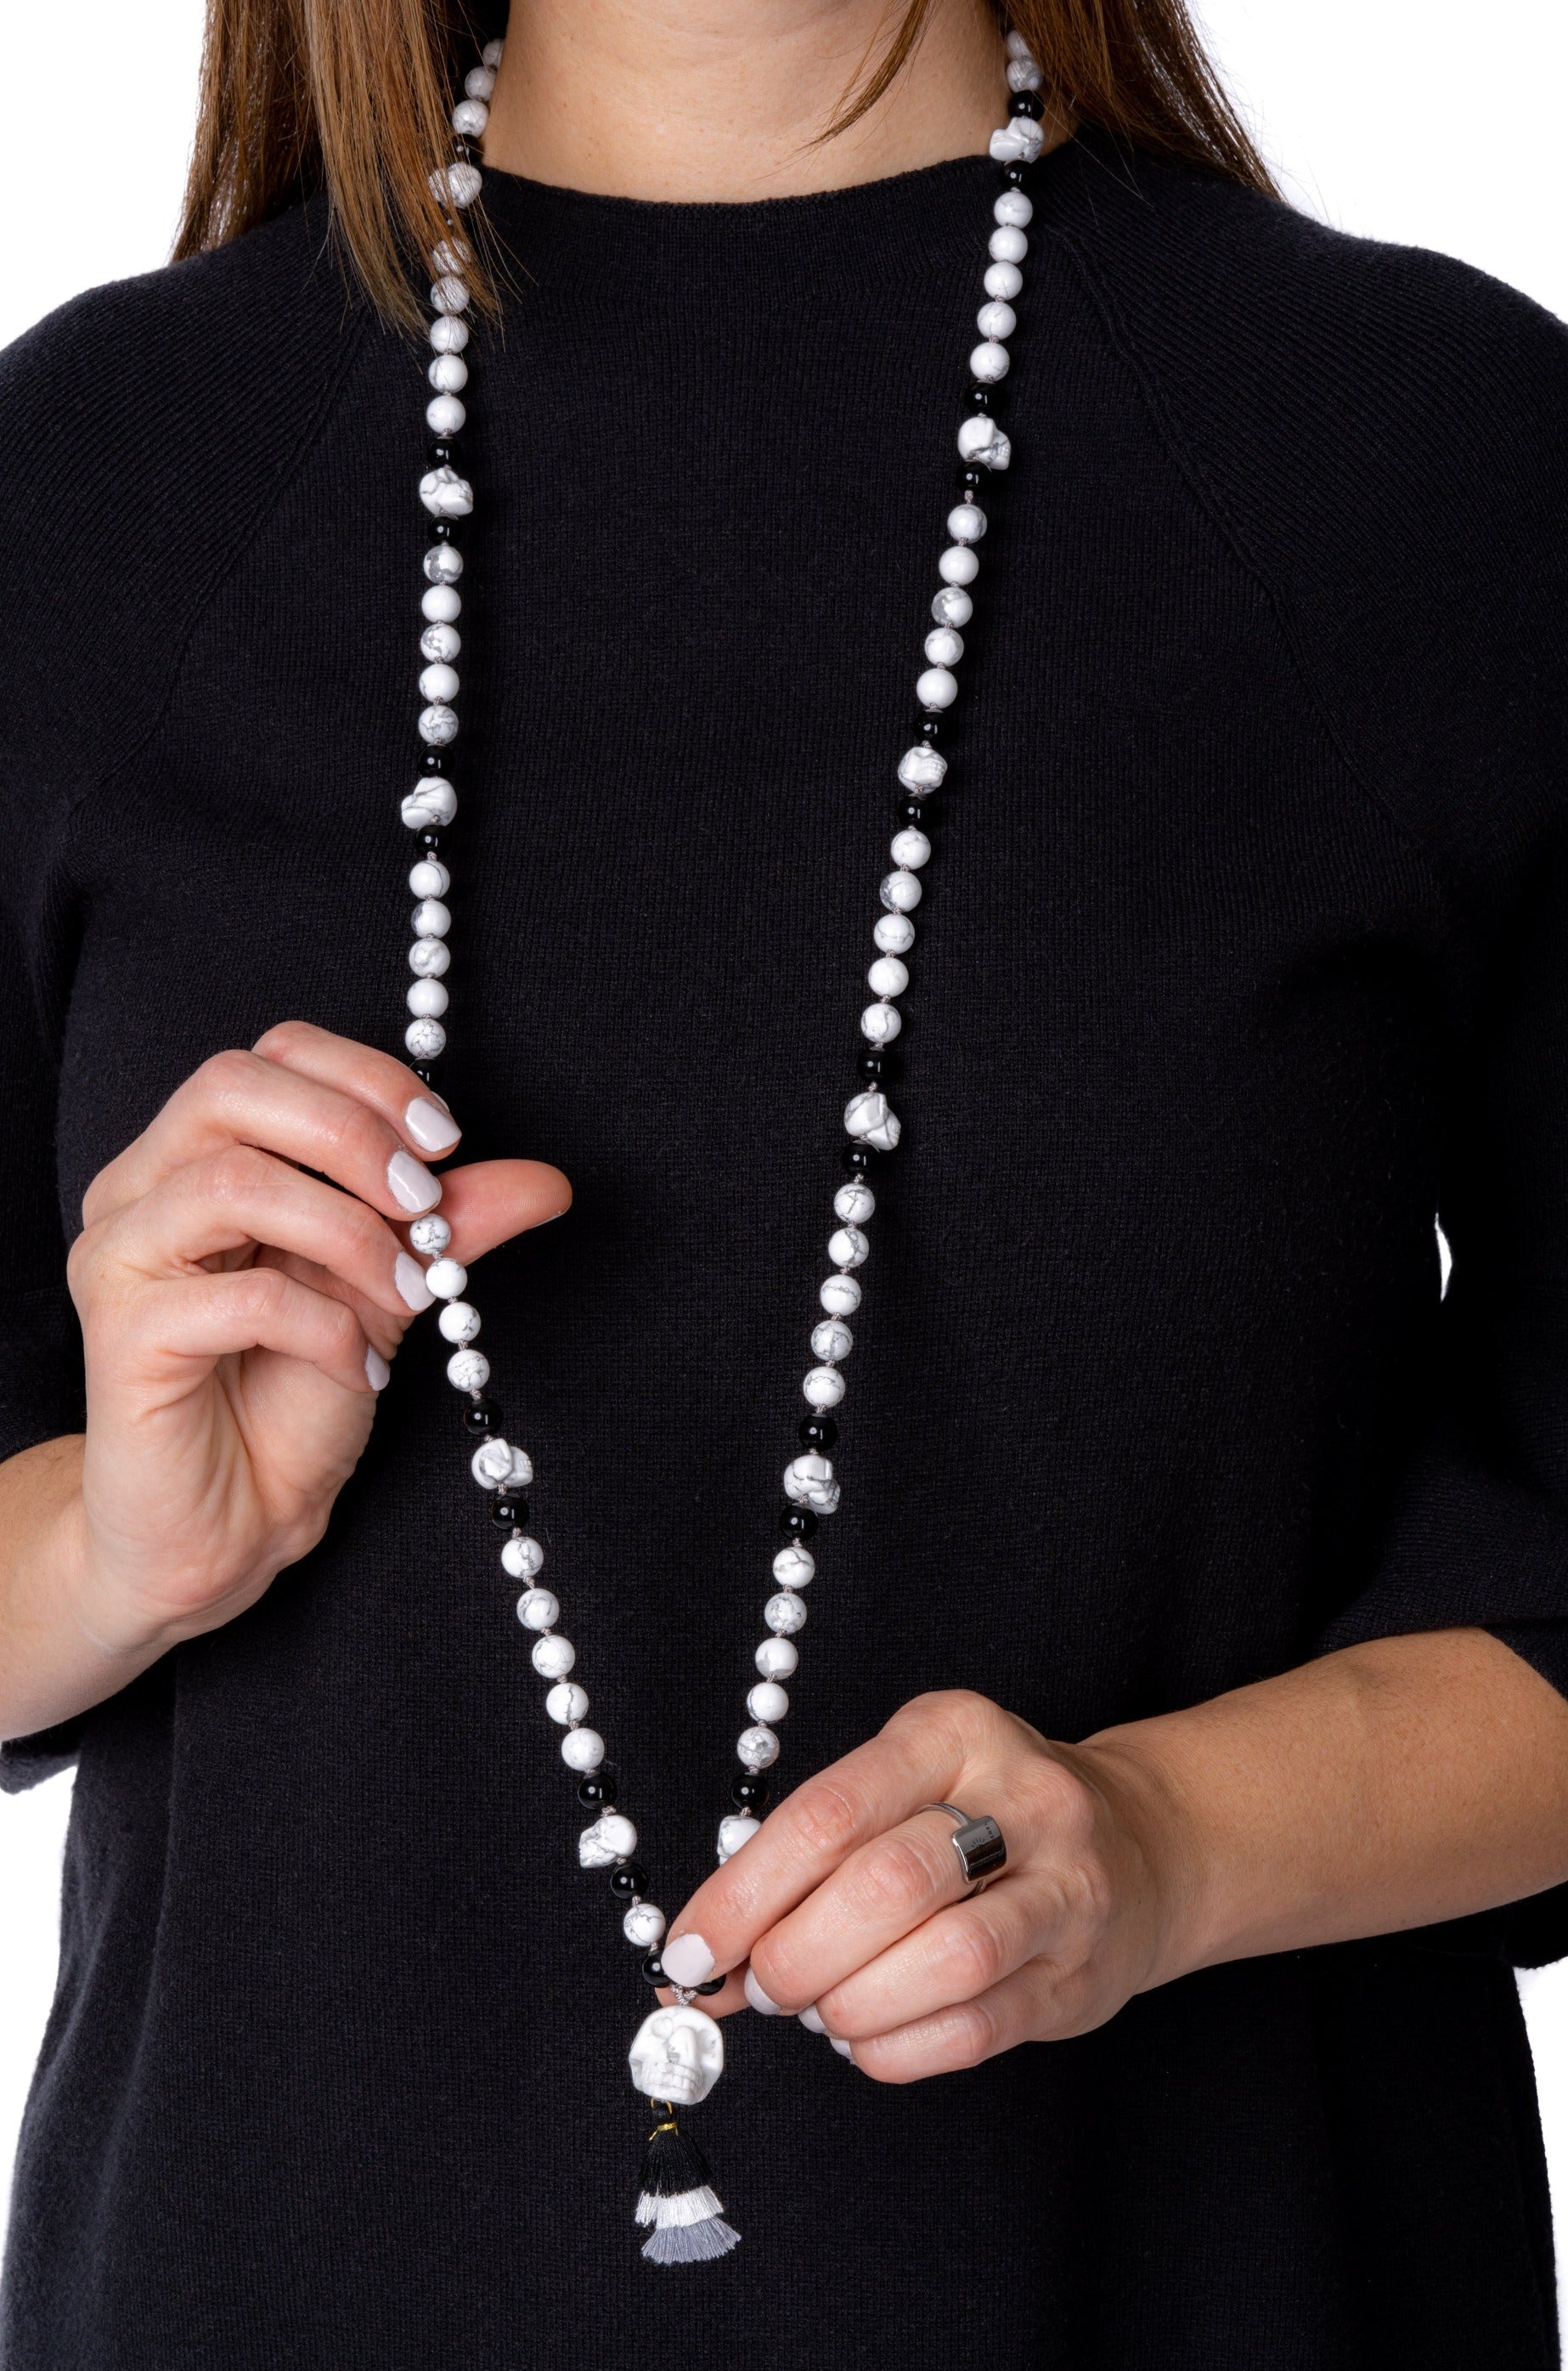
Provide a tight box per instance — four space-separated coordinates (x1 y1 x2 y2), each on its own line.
397 25 1048 2265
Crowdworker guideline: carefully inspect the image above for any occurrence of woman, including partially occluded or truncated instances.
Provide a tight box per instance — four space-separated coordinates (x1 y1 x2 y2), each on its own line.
3 0 1568 2359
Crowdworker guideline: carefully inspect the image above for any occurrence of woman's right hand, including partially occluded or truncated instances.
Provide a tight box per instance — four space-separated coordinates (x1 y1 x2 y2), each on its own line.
46 1020 568 1682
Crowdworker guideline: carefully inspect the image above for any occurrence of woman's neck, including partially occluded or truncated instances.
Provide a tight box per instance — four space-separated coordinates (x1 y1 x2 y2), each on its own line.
482 0 1045 200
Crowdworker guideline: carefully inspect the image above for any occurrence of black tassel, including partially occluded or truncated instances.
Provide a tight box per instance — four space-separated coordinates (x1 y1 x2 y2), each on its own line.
635 2114 741 2265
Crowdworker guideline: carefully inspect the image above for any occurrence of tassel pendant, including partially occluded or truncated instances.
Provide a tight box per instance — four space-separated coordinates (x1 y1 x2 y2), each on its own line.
628 2000 738 2263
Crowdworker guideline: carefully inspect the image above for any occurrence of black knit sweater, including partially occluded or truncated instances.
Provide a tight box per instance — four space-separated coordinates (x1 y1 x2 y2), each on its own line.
3 131 1568 2368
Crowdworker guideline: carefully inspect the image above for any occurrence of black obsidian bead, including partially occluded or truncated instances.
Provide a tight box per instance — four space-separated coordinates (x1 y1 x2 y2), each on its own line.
578 1769 618 1808
731 1773 771 1811
410 1063 436 1087
967 386 994 413
492 1495 528 1530
419 750 448 776
1004 161 1029 186
1009 89 1045 118
428 517 454 541
841 1143 875 1177
780 1506 819 1542
463 1399 501 1437
798 1414 838 1450
428 440 456 468
856 1051 890 1084
917 715 942 742
693 1977 726 1996
895 795 934 827
640 1952 667 1987
959 466 985 496
609 1862 648 1899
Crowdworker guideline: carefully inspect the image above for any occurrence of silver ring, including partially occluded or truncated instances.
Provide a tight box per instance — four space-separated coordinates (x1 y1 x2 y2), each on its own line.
918 1802 1008 1895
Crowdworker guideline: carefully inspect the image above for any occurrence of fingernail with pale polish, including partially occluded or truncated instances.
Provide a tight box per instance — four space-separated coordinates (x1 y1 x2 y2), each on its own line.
395 1252 434 1312
829 2036 855 2059
661 1933 716 1988
797 2003 828 2035
743 1966 783 2017
365 1346 392 1392
403 1095 461 1154
386 1149 442 1213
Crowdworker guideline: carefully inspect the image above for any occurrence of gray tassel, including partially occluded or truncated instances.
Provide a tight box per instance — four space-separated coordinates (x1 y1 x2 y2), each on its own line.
635 2115 740 2265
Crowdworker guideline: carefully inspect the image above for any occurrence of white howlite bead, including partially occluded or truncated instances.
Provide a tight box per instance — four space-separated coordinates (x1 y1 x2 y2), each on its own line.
465 64 497 98
437 1301 482 1344
917 664 959 708
409 858 450 899
737 1725 781 1770
996 186 1035 226
931 584 973 629
419 466 473 519
505 1531 548 1579
561 1726 606 1773
829 1224 869 1269
430 161 483 208
990 117 1044 165
970 340 1011 384
881 870 922 914
431 236 471 274
874 911 916 956
473 1434 521 1488
802 1365 845 1409
418 703 458 748
925 627 964 667
406 1016 448 1058
898 741 948 792
844 1090 901 1151
429 313 470 354
984 258 1024 302
820 1272 861 1317
515 1585 558 1629
446 1346 488 1390
409 1213 451 1254
402 780 456 830
533 1634 577 1681
976 300 1017 342
420 583 461 623
426 1256 469 1300
622 1900 665 1946
546 1681 589 1725
774 1544 815 1586
431 274 470 313
947 500 988 544
412 897 452 937
860 1001 901 1046
409 936 449 978
420 622 460 663
1006 26 1035 55
426 392 466 437
834 1181 876 1224
718 1814 761 1863
783 1454 840 1513
428 352 469 393
890 827 931 871
811 1318 853 1363
407 978 448 1019
451 98 489 137
764 1590 808 1635
757 1636 798 1679
482 37 505 66
423 541 464 582
990 223 1030 263
938 545 979 586
748 1681 790 1725
419 661 460 704
580 1813 637 1869
1007 55 1045 92
958 412 1011 470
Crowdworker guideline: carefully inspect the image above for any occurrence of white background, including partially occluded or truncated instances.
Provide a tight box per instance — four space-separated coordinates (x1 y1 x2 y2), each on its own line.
3 0 1568 2328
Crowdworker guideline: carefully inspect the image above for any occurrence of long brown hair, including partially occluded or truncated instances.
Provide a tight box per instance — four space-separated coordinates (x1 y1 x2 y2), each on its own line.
174 0 1273 325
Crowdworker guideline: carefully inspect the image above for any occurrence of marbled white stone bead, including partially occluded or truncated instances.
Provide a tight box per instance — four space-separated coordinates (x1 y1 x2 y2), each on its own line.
868 955 909 997
1006 56 1044 92
880 869 922 912
623 1900 665 1946
426 392 466 437
925 627 964 667
718 1814 761 1863
764 1590 808 1635
860 1002 901 1045
737 1725 781 1771
844 1091 901 1151
471 1432 521 1487
976 299 1017 342
409 936 449 977
580 1813 638 1869
947 501 987 543
429 161 483 208
423 542 464 582
437 1301 481 1343
995 187 1034 226
802 1366 845 1408
429 313 470 354
756 1636 798 1679
413 896 451 936
419 465 473 519
937 545 979 586
546 1680 589 1724
408 857 450 897
419 703 458 747
990 117 1043 166
420 583 461 623
931 584 973 629
406 1015 448 1058
505 1535 548 1581
829 1225 869 1269
409 1212 452 1254
783 1454 840 1513
917 666 958 709
773 1544 815 1586
561 1726 606 1772
833 1181 875 1224
402 780 456 829
984 259 1024 302
811 1319 853 1363
428 352 469 393
465 64 497 97
446 1346 489 1389
898 742 947 792
451 98 488 136
989 223 1029 263
820 1272 861 1317
431 237 471 275
427 1256 470 1300
420 661 460 703
747 1681 789 1725
407 979 448 1019
891 827 931 870
515 1583 558 1626
533 1634 577 1680
420 623 460 663
874 911 916 956
957 413 1012 470
970 340 1010 384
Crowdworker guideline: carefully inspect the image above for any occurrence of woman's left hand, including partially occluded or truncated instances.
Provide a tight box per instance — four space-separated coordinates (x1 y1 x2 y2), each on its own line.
658 1689 1187 2082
